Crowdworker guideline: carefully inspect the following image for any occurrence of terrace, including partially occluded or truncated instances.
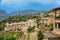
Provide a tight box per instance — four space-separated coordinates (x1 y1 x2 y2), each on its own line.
43 33 60 40
52 7 60 37
52 7 60 20
55 12 60 20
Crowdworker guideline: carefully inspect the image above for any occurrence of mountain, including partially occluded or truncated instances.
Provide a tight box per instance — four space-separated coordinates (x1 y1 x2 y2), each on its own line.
0 10 8 21
10 10 40 16
0 9 41 21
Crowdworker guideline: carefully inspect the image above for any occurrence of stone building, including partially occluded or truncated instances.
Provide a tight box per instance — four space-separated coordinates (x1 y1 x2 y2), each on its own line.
52 7 60 36
5 19 37 31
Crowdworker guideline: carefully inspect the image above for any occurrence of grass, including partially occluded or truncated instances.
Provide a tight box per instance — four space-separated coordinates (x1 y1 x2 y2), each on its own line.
0 31 45 40
0 31 22 40
25 32 38 40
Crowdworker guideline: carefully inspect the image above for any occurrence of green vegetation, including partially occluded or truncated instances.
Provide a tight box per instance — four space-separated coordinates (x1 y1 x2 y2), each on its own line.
50 26 53 31
0 32 4 40
27 26 35 40
36 16 41 28
5 14 39 23
50 24 53 31
43 12 49 17
27 26 35 32
45 24 48 27
0 14 41 31
44 24 53 31
6 37 16 40
56 16 60 19
0 23 2 31
0 31 23 40
27 33 30 40
37 31 44 40
0 37 4 40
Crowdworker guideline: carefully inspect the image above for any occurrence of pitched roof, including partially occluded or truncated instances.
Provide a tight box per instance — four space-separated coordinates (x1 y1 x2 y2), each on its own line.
52 7 60 10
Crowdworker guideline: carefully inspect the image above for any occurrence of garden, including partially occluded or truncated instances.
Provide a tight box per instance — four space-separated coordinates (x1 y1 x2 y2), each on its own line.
0 31 23 40
0 26 44 40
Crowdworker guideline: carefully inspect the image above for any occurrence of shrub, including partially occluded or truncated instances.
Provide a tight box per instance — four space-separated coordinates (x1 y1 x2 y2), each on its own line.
50 24 53 31
45 24 48 27
37 31 44 40
27 26 35 32
50 26 53 31
6 37 16 40
0 37 4 40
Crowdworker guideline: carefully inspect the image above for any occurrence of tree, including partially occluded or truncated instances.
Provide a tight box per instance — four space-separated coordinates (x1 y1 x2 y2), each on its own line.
27 26 35 32
50 24 53 31
27 26 35 40
6 37 16 40
37 31 44 40
27 26 31 40
36 17 41 28
45 24 48 27
32 26 36 29
50 26 53 31
0 23 2 31
0 37 4 40
16 31 24 40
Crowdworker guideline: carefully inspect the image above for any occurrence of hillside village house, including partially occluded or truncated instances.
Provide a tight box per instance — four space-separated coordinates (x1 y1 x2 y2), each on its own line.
40 8 60 40
5 22 26 31
41 11 54 32
5 19 37 31
42 11 55 25
42 7 60 36
42 17 53 26
4 7 60 37
52 7 60 36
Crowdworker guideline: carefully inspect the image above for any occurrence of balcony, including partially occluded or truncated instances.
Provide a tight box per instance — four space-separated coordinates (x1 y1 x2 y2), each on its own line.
56 16 60 20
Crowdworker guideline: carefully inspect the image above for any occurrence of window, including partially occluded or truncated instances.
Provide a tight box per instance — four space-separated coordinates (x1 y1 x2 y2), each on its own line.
30 23 31 25
26 23 28 24
55 23 57 28
26 25 28 27
58 23 60 29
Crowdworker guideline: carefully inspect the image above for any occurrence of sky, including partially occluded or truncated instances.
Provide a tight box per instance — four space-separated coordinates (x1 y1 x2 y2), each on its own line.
0 0 60 12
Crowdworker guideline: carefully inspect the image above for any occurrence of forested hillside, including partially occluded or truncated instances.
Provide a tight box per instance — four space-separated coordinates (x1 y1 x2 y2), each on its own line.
0 9 48 31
